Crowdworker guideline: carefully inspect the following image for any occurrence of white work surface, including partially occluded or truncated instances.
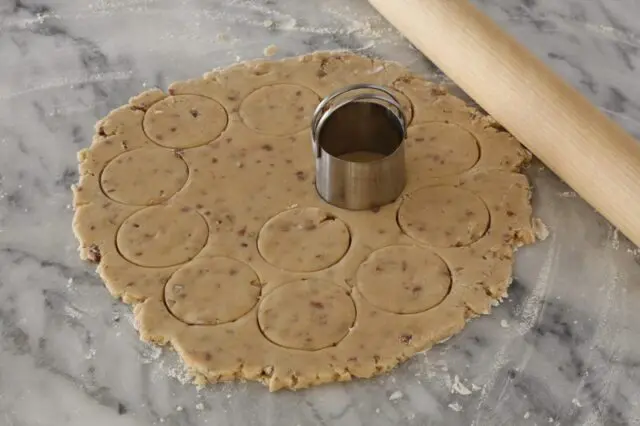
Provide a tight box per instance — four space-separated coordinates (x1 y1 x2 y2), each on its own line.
1 0 640 425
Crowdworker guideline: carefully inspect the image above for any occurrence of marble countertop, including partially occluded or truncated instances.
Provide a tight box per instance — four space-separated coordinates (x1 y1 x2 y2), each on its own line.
2 0 640 425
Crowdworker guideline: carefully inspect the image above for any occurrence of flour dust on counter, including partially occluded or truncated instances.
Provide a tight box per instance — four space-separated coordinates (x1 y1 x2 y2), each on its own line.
2 0 640 424
71 51 539 391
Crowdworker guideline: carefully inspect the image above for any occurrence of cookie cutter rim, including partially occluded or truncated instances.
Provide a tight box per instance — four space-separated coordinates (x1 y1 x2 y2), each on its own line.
311 83 408 210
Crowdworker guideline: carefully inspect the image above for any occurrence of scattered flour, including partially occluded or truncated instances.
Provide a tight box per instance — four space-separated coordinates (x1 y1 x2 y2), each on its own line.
389 390 403 401
84 348 96 360
123 311 136 328
160 358 193 385
64 304 84 320
610 227 620 250
195 403 204 411
558 191 577 198
442 373 453 391
448 402 462 412
524 411 530 419
451 375 472 396
476 237 557 411
434 359 448 372
500 319 510 328
139 343 162 365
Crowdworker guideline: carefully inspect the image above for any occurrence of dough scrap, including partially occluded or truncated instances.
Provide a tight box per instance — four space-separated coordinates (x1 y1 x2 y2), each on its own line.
72 52 537 391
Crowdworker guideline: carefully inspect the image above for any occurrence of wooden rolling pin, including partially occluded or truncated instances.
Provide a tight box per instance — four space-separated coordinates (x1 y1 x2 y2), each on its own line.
369 0 640 248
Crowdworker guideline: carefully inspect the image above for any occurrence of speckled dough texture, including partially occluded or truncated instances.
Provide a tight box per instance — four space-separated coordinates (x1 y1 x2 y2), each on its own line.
72 52 537 391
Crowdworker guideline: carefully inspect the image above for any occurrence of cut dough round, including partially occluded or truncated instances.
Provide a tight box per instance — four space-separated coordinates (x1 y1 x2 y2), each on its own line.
101 148 188 205
143 94 227 148
72 52 536 391
117 205 208 267
356 245 451 314
406 122 479 177
258 279 355 350
165 257 260 325
398 186 490 247
239 84 319 135
258 207 350 272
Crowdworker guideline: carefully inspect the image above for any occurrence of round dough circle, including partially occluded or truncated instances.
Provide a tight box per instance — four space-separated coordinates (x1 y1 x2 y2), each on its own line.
164 257 260 325
258 279 356 351
239 84 319 135
398 186 490 247
144 95 227 148
356 245 451 314
117 205 208 267
258 207 350 272
73 52 537 391
100 148 188 205
407 122 479 176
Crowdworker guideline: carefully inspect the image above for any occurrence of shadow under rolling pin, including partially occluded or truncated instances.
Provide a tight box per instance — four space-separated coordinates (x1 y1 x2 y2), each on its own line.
369 0 640 248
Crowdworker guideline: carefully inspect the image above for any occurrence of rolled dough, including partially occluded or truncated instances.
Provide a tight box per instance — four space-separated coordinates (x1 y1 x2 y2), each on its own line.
72 52 537 391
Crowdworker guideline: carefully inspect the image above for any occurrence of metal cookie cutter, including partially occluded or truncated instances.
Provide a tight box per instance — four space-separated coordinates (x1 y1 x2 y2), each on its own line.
311 84 407 210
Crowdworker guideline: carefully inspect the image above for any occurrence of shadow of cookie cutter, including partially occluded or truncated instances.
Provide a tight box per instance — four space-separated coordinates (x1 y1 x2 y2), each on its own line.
311 83 407 210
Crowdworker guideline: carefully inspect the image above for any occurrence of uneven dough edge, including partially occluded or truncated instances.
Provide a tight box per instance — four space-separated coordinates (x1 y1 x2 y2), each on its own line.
72 50 539 391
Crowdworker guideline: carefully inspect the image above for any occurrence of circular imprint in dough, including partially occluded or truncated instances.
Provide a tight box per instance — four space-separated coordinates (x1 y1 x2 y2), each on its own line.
356 245 451 314
258 279 356 351
100 148 188 205
258 207 350 272
143 95 227 148
407 122 479 177
117 205 208 267
398 186 489 248
164 257 260 325
239 84 320 135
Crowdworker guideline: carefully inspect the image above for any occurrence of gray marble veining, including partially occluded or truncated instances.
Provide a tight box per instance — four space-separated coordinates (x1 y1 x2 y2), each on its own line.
1 0 640 425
